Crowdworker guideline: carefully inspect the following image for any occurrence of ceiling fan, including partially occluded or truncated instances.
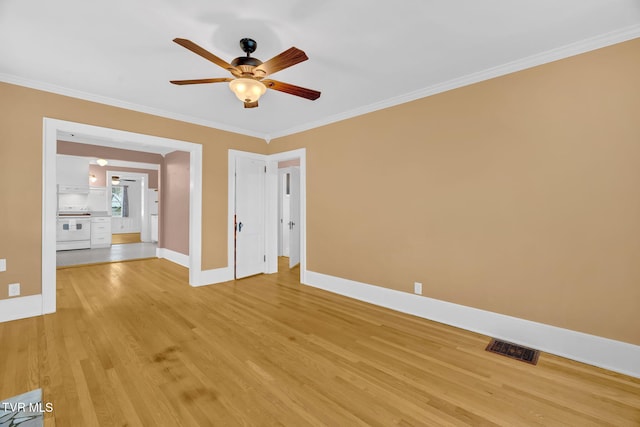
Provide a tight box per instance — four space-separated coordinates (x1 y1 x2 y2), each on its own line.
111 176 137 185
170 37 321 108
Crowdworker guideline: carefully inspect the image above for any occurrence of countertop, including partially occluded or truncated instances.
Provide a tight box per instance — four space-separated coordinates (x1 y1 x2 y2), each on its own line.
89 211 111 217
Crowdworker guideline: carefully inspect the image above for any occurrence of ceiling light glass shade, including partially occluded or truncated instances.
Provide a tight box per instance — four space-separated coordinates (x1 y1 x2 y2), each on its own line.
111 176 120 185
96 158 108 166
229 78 266 103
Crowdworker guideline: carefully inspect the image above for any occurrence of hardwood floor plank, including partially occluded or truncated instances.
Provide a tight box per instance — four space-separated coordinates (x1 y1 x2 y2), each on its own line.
111 233 141 244
1 257 639 425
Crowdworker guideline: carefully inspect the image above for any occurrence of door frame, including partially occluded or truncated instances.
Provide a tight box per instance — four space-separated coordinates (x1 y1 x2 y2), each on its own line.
42 118 203 314
228 148 307 282
267 150 306 280
278 167 292 257
106 171 149 239
287 165 301 269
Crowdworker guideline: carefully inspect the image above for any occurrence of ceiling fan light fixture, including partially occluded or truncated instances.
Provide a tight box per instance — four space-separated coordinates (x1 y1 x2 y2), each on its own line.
171 38 320 106
229 78 266 103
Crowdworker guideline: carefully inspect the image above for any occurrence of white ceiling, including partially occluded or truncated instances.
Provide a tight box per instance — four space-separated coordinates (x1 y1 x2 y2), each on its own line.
2 1 639 141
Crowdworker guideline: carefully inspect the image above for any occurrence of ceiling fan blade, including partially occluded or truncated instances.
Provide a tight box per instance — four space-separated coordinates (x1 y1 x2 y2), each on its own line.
262 79 321 100
170 78 232 85
173 38 238 72
244 101 259 109
254 47 308 76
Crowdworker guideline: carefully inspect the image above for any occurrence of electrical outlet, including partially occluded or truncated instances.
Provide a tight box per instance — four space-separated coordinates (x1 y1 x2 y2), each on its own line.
0 259 6 272
8 283 20 297
414 282 422 295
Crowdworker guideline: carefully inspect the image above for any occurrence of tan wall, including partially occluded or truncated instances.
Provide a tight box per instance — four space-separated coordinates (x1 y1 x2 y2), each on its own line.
268 39 640 345
0 83 266 299
161 151 190 255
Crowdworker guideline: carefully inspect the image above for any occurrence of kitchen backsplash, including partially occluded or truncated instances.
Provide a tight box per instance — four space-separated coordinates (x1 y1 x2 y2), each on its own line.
58 192 89 212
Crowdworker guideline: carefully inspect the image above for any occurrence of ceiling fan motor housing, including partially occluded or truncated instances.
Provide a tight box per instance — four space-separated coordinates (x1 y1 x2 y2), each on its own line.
231 56 265 78
232 38 267 77
240 38 257 55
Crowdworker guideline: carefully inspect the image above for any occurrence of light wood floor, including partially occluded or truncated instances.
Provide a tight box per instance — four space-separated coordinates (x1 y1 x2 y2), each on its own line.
111 232 141 244
1 258 639 426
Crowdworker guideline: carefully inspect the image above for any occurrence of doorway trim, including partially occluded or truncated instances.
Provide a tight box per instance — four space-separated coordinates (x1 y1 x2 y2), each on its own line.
106 170 150 240
228 148 306 282
42 118 203 313
278 167 292 257
266 149 306 282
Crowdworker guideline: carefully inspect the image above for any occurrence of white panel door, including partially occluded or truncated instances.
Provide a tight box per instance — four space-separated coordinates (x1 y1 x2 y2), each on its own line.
289 166 300 268
236 156 266 279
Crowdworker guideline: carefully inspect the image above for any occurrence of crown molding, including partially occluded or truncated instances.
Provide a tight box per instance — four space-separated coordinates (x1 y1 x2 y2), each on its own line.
3 25 639 144
268 25 640 141
0 73 269 141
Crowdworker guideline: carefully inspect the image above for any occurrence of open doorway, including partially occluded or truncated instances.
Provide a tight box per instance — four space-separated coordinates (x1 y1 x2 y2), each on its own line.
107 171 149 241
228 148 307 283
43 118 204 314
267 149 307 281
54 142 163 267
277 159 301 269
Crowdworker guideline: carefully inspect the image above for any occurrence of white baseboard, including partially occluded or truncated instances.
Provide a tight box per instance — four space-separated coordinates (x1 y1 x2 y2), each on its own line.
191 266 234 287
149 247 236 287
303 270 640 379
156 248 189 268
0 295 43 323
156 248 234 287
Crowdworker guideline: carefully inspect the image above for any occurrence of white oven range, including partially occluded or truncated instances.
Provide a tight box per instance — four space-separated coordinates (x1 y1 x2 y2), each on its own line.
56 214 92 251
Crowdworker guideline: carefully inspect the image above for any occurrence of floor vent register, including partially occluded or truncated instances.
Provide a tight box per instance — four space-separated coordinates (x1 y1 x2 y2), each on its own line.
485 338 540 365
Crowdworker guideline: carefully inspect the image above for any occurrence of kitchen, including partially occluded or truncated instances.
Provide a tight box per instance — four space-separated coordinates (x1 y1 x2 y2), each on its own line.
56 152 160 267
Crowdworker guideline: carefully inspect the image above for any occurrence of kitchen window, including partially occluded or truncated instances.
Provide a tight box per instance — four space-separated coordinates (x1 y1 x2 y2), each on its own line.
111 186 123 217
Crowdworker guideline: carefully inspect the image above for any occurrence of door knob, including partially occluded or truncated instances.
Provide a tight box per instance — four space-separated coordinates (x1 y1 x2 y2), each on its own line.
238 222 243 232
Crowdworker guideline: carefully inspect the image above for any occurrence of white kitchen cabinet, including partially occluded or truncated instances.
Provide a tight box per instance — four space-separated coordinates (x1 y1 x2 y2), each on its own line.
58 184 90 194
57 155 90 187
88 187 108 211
91 217 112 248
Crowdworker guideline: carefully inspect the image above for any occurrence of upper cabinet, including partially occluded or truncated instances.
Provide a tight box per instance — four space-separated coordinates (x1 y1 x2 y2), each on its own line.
57 155 90 192
87 187 108 211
